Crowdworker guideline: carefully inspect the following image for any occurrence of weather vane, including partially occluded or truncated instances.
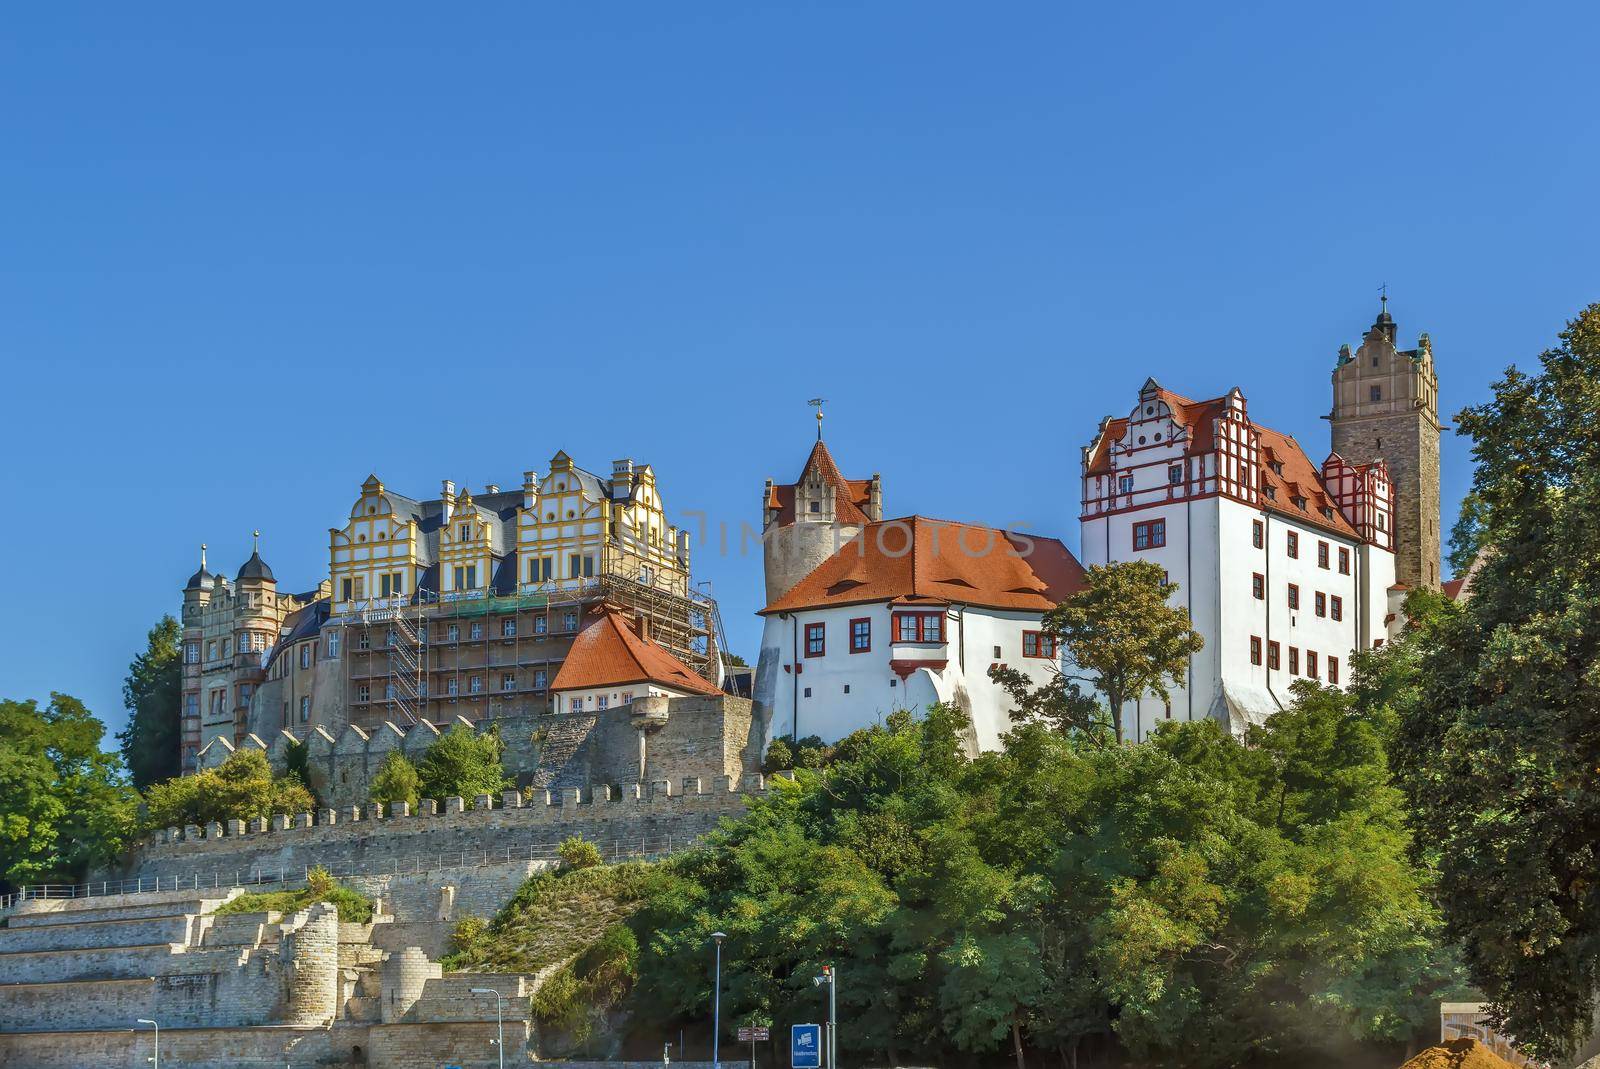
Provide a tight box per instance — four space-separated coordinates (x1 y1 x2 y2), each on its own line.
808 397 827 441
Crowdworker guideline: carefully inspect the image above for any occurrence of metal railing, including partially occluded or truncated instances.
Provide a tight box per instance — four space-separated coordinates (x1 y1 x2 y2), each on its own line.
0 832 697 914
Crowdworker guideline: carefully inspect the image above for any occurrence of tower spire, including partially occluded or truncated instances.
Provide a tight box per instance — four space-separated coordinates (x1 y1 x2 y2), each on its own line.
808 398 827 441
200 542 207 570
252 529 260 552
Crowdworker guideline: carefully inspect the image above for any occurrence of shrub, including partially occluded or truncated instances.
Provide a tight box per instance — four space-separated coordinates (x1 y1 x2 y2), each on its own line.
143 749 313 830
558 835 603 870
369 751 420 811
417 724 508 803
761 737 794 774
213 870 374 924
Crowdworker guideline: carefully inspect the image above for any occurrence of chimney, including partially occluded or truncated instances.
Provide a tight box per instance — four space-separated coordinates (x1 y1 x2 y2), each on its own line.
867 473 884 522
635 613 650 642
441 480 456 524
522 470 539 510
611 459 635 498
484 484 499 494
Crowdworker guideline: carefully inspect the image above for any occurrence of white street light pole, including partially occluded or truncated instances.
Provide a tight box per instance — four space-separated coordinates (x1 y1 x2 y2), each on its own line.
469 988 505 1069
137 1018 159 1069
711 931 727 1069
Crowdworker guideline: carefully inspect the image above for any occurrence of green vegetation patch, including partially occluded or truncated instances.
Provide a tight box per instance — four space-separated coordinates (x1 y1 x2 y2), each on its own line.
443 860 653 975
212 866 374 924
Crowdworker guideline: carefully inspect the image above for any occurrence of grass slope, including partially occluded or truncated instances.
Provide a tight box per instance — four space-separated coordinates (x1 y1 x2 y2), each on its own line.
444 861 653 974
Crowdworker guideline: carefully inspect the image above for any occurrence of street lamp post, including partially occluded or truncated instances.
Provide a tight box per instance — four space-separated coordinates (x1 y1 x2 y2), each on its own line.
813 965 838 1068
710 931 727 1069
137 1018 159 1069
469 988 505 1069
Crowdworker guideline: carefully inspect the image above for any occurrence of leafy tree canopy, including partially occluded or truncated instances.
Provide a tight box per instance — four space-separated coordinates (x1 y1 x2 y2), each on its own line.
117 615 182 788
632 693 1457 1067
416 723 508 803
991 559 1204 743
369 750 420 811
143 748 313 830
0 693 136 889
1393 302 1600 1060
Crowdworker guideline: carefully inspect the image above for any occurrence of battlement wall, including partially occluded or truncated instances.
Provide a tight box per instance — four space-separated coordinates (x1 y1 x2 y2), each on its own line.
205 695 763 811
118 775 765 885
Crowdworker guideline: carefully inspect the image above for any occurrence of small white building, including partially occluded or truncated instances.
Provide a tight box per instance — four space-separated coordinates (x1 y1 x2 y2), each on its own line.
1080 378 1400 739
550 609 723 715
754 435 1085 753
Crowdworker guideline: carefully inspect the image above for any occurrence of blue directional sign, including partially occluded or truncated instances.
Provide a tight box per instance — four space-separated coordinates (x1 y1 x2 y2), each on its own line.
791 1023 822 1068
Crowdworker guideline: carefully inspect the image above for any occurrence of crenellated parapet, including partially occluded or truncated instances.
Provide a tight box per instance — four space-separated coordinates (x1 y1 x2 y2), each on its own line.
197 692 764 811
119 769 766 887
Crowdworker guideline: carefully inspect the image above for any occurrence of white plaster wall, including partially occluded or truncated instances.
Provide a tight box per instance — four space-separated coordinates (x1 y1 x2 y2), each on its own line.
1083 495 1390 739
755 602 1060 752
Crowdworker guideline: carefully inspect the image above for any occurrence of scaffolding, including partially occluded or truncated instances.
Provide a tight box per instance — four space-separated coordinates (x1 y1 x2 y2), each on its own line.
341 569 733 729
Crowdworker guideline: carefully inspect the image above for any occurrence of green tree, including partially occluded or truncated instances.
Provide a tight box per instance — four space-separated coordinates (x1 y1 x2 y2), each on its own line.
117 615 182 788
1393 302 1600 1060
0 693 137 889
991 560 1204 743
633 692 1455 1067
416 723 508 803
143 748 313 829
368 751 420 811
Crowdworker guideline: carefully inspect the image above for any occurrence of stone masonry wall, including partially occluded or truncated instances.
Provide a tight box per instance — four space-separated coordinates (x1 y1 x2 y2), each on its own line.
212 694 763 811
116 776 764 885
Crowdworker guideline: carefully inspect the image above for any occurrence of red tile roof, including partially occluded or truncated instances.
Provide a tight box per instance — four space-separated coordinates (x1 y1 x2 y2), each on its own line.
766 440 873 526
1086 385 1359 540
549 609 722 697
761 515 1086 614
1441 577 1466 600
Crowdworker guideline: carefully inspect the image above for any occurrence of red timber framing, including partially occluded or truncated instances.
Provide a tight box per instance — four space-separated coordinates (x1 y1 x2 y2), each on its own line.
1079 385 1260 524
1321 454 1396 552
1082 380 1392 551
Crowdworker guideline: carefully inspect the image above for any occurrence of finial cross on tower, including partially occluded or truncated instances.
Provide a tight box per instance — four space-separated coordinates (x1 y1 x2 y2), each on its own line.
1378 282 1389 310
808 398 827 441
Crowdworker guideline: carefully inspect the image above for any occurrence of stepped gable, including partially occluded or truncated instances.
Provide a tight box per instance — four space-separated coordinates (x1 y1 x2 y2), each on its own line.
550 609 722 696
1084 383 1360 540
761 515 1085 614
765 439 874 526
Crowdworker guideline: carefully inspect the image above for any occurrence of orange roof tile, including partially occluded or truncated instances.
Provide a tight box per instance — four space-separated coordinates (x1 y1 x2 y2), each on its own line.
549 610 722 697
761 516 1086 614
766 440 873 526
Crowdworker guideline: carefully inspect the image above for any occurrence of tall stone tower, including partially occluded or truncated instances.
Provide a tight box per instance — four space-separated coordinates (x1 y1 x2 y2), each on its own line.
760 417 882 604
1330 299 1443 589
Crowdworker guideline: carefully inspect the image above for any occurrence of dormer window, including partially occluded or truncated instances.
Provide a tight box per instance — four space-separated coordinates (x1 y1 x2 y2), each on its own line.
1264 486 1277 501
809 501 820 514
1291 495 1307 510
459 523 470 542
1270 461 1284 476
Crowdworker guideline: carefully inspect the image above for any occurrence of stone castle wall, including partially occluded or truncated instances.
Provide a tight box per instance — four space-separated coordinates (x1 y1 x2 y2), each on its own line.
117 774 764 885
205 694 761 812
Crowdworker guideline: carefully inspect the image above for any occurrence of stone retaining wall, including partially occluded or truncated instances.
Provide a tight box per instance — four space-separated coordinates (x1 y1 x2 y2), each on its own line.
117 775 764 885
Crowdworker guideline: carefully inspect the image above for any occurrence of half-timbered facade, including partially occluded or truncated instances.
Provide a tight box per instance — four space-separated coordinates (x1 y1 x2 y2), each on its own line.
1081 378 1398 738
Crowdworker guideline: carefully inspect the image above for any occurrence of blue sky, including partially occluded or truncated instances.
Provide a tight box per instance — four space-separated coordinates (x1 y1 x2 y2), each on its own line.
2 3 1596 744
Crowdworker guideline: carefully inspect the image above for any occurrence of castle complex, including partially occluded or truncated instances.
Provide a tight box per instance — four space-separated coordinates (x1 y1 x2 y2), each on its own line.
179 453 726 772
0 301 1452 1069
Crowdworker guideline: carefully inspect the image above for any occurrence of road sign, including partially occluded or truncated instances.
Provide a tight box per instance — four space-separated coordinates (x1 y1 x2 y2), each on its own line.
739 1026 770 1042
791 1023 822 1068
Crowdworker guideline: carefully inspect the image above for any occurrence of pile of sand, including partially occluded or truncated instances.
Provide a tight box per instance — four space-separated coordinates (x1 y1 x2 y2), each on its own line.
1399 1038 1518 1069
